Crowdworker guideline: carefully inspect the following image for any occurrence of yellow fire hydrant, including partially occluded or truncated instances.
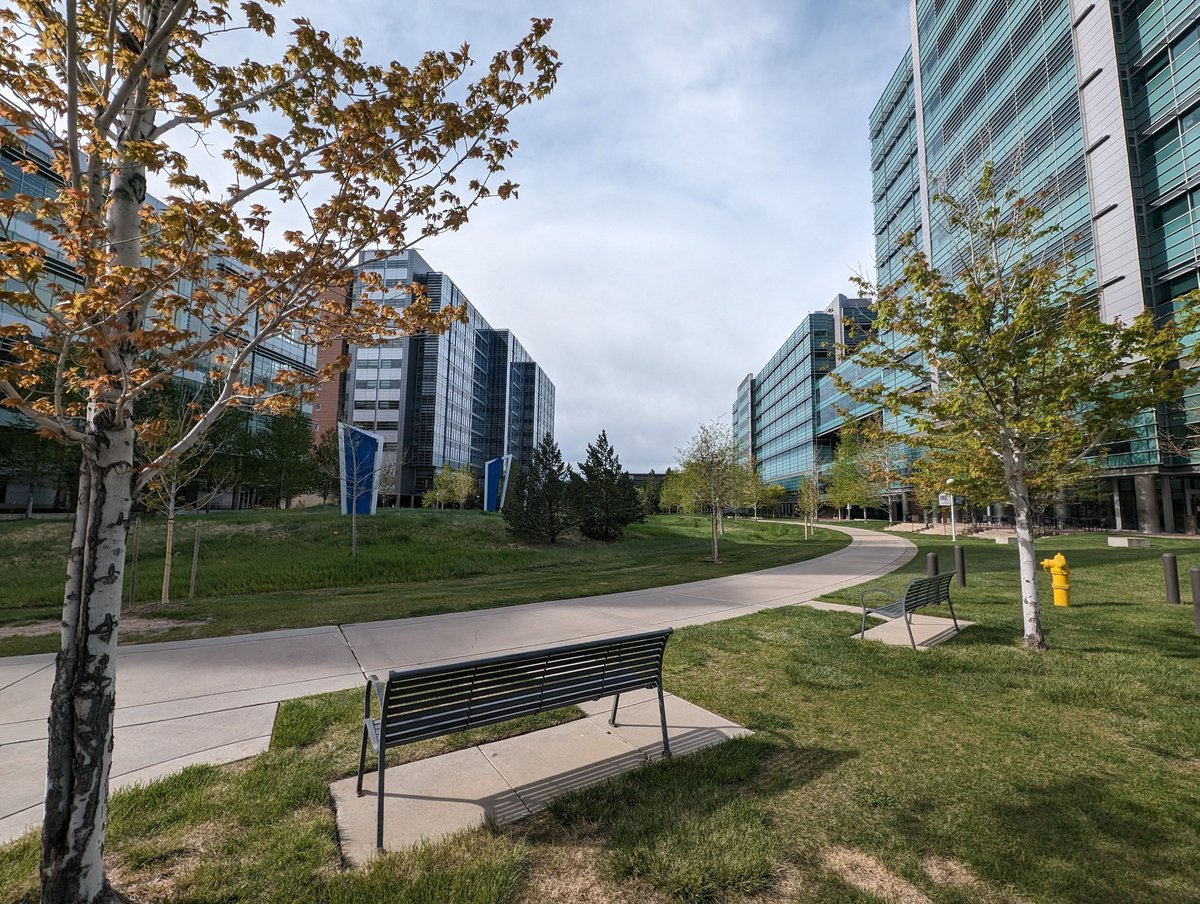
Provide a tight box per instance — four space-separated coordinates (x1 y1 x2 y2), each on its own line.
1040 552 1071 607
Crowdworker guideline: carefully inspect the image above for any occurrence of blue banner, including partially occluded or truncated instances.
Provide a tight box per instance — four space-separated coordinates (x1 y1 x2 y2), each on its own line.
483 455 512 512
338 423 383 516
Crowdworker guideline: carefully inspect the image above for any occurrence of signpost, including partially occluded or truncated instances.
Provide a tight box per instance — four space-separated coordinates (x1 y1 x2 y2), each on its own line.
938 490 962 541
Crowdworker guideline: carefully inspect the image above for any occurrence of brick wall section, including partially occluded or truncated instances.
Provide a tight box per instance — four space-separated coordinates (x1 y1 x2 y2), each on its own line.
311 285 351 438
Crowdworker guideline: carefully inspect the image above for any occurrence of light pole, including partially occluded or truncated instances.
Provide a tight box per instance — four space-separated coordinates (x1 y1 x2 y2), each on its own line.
947 478 957 542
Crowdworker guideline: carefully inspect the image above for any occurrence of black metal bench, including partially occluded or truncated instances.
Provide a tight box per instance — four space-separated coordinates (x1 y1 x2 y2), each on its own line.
356 628 674 850
859 572 958 649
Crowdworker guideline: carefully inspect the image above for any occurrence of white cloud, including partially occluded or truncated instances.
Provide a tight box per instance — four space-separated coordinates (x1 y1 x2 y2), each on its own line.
183 0 913 470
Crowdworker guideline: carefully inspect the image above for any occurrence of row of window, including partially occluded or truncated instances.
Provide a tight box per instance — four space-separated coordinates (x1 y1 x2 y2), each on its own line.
355 379 403 389
1134 19 1200 127
1148 184 1200 273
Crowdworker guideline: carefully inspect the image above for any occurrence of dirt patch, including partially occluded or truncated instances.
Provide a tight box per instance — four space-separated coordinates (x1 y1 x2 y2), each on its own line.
0 615 206 640
922 855 1035 904
516 840 665 904
820 846 932 904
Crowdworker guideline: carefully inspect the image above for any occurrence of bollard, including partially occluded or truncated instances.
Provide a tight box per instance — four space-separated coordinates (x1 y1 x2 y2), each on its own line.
926 552 939 576
1164 553 1181 605
954 544 966 588
1191 567 1200 634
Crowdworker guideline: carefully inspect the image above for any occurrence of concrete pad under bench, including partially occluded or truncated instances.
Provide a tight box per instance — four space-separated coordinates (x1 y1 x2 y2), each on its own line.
1108 536 1150 548
330 693 750 863
855 613 973 650
994 536 1018 544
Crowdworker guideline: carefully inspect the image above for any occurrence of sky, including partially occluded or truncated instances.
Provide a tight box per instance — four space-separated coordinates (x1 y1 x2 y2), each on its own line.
256 1 915 471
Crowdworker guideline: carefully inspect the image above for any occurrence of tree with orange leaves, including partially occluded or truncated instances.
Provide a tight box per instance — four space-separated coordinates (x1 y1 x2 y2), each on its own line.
0 3 557 900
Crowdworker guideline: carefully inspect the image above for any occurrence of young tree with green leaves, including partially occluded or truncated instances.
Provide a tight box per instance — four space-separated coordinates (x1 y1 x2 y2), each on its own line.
0 4 558 898
795 474 821 539
736 453 786 519
575 430 641 540
503 434 574 543
825 424 872 520
676 421 742 562
844 163 1199 650
423 463 476 509
856 420 909 524
657 467 696 515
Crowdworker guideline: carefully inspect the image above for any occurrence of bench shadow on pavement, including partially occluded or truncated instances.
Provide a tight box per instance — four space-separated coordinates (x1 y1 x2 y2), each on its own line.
375 726 755 823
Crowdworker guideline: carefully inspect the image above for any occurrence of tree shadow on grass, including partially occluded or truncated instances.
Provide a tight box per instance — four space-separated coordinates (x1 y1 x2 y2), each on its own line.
887 775 1200 904
522 735 856 902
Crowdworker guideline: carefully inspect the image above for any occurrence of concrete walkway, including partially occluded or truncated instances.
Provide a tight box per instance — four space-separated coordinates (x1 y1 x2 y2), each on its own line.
0 524 914 843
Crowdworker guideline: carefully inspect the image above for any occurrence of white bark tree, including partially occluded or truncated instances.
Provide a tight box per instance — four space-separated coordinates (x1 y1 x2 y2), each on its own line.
0 4 558 900
843 163 1199 649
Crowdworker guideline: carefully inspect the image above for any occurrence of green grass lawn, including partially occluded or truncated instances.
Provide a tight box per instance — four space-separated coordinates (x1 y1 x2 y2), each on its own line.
3 527 1198 903
0 511 847 655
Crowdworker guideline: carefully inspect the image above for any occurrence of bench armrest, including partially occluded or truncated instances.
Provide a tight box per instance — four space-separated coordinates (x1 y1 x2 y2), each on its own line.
859 588 897 610
363 675 386 720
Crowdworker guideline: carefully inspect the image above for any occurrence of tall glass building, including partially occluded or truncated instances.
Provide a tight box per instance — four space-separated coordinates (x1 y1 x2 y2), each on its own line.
739 0 1200 532
317 250 554 506
733 295 868 495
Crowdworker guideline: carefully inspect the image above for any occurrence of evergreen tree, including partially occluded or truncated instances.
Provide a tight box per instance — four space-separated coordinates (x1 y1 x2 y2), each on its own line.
502 434 575 542
312 428 341 505
246 414 317 509
576 430 642 540
639 469 662 516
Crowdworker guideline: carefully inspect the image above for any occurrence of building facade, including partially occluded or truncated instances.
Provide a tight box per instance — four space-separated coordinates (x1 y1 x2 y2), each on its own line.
0 126 316 511
315 250 554 506
739 0 1200 532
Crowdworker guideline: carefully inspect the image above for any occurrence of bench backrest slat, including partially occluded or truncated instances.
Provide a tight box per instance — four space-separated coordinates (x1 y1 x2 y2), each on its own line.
901 573 953 612
379 629 672 747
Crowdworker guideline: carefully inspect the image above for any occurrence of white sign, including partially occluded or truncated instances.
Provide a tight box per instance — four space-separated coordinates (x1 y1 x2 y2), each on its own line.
938 492 954 506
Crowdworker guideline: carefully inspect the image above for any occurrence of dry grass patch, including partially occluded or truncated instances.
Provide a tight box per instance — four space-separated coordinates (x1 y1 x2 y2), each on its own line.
820 846 931 904
921 855 1035 904
515 837 665 904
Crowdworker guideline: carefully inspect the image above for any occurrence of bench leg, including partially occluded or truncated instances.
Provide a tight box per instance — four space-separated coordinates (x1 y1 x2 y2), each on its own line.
657 685 672 758
947 598 960 632
376 747 386 852
904 610 917 650
860 608 868 639
608 693 621 727
356 724 368 796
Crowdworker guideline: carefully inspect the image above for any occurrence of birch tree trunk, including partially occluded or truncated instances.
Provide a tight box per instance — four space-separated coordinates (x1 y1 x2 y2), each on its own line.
41 417 135 904
1004 446 1046 650
43 20 162 890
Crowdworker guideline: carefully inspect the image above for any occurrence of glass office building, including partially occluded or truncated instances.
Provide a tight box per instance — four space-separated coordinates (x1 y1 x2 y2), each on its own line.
1 126 316 510
324 250 555 506
739 0 1200 531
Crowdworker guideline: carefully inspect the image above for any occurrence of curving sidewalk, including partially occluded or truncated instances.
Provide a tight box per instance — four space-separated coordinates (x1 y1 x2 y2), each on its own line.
0 524 913 843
